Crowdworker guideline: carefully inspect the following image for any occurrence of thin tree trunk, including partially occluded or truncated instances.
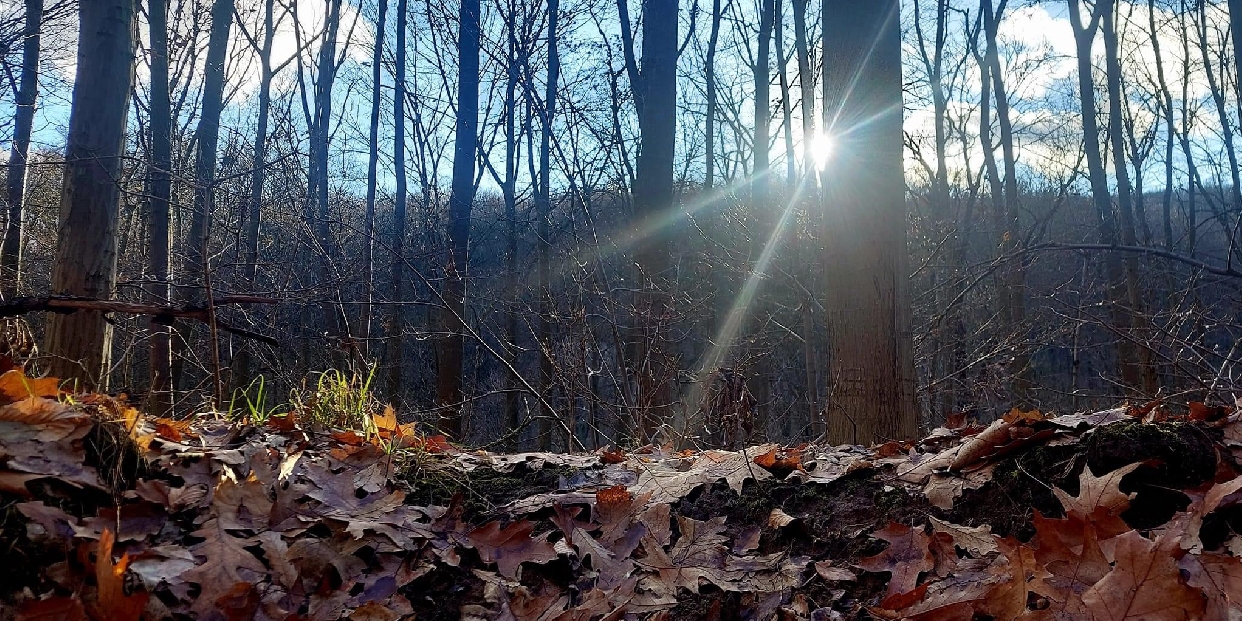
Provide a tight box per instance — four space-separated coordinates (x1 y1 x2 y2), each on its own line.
387 0 409 407
704 0 721 190
503 0 521 443
749 0 775 430
821 0 916 444
1101 0 1158 396
1150 0 1176 252
147 0 174 415
1 0 42 296
791 0 818 436
234 0 276 388
360 0 388 358
437 0 481 438
1068 0 1143 392
536 0 562 450
45 0 136 388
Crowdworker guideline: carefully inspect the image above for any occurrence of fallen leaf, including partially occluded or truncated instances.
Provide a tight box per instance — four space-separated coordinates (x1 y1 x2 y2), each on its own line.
856 523 933 601
91 529 149 621
1081 530 1204 621
468 520 559 579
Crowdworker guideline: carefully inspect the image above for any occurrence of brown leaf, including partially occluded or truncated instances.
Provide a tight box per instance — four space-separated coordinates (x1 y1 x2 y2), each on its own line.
928 517 997 558
813 561 856 583
1081 530 1204 621
0 368 60 405
601 448 627 464
214 581 260 621
767 508 796 529
1179 552 1242 620
1053 462 1142 535
856 523 934 601
91 529 149 621
468 520 559 579
16 597 89 621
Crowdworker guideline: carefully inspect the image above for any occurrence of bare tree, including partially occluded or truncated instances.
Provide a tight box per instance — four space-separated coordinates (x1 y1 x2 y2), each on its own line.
44 0 137 387
437 0 482 438
361 0 388 355
387 0 409 406
1 0 41 296
147 0 175 415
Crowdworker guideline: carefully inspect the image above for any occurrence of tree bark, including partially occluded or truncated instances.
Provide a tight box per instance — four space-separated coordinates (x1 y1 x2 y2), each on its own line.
361 0 388 357
704 0 721 190
1 0 42 297
147 0 174 415
536 0 561 450
387 0 409 407
619 0 678 441
1068 0 1144 393
437 0 481 438
44 0 136 388
821 0 916 444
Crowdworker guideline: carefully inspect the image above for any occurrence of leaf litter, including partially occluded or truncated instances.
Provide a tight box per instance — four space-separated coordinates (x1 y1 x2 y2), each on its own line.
1 371 1241 620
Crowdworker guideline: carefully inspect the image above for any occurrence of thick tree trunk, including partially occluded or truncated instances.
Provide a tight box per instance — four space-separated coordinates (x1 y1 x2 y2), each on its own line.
2 0 42 297
821 0 916 444
44 0 136 388
147 0 174 415
387 0 409 407
437 0 481 438
791 0 818 437
621 0 678 441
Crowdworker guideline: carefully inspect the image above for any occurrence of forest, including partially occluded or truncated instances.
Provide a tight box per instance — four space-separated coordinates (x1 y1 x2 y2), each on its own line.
4 0 1242 618
2 0 1240 450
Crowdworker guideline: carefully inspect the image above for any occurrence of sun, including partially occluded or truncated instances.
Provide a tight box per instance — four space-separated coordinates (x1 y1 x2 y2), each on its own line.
809 133 836 171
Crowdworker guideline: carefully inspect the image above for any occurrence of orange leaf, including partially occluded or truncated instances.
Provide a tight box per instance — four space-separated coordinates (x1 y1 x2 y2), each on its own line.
0 368 59 405
266 411 299 432
601 448 627 464
92 529 148 621
152 417 191 442
332 430 366 445
373 405 399 432
16 597 88 621
1189 401 1229 422
856 523 934 602
1001 407 1045 424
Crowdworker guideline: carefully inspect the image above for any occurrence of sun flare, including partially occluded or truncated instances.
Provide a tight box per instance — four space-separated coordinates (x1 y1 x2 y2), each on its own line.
809 133 836 170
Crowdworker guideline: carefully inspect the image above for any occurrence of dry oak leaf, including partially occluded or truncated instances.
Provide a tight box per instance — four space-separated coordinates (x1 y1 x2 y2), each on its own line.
1178 552 1242 620
91 529 149 621
468 519 559 579
1053 462 1142 535
1081 530 1204 621
856 523 934 602
1031 515 1109 620
929 517 997 558
180 518 268 619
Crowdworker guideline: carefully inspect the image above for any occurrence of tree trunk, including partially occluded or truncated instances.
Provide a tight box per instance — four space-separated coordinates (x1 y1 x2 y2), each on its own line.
536 0 561 450
361 0 388 357
147 0 174 415
704 0 721 190
821 0 916 445
1068 0 1143 393
387 0 409 407
1 0 42 297
791 0 818 436
503 0 521 443
234 0 277 388
44 0 136 388
181 0 233 403
748 0 775 431
1101 0 1158 396
620 0 678 441
1150 0 1176 252
437 0 481 438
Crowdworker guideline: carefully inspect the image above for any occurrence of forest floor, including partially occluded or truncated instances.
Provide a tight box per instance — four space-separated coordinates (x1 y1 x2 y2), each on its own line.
2 366 1242 621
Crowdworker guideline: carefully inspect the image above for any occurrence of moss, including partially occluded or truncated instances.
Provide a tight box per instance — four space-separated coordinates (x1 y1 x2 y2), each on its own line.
1082 421 1216 528
400 463 583 522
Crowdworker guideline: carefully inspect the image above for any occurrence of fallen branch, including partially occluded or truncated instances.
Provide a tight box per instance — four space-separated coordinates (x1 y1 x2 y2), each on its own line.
0 295 280 347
